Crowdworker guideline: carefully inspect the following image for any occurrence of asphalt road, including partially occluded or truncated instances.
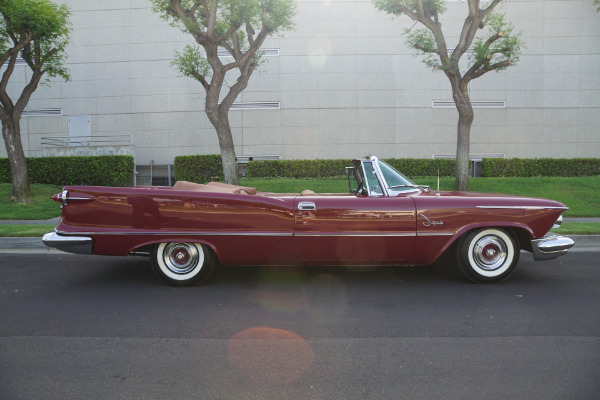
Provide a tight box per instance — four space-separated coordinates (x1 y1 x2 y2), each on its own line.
1 251 599 400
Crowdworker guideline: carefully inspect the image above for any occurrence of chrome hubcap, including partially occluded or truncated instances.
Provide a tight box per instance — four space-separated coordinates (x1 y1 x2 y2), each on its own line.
473 235 507 271
163 243 200 275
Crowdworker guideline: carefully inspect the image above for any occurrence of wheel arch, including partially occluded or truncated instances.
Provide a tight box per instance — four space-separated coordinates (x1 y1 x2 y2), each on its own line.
433 223 533 263
128 238 221 262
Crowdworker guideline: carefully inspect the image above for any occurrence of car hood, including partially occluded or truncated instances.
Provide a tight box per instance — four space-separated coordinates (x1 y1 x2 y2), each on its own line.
412 190 568 209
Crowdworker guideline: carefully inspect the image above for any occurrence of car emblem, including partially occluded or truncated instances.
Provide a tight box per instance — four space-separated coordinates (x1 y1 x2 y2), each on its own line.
420 214 443 227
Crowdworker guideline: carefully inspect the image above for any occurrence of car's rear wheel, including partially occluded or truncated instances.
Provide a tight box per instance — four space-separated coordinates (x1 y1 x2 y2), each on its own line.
457 228 519 283
151 242 215 286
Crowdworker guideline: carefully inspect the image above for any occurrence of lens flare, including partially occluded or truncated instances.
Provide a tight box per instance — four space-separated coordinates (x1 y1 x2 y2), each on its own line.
307 36 331 70
228 327 315 384
253 266 309 313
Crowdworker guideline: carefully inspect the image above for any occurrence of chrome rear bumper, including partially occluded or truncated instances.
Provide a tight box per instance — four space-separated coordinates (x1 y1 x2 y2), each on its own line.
531 235 574 261
42 232 93 255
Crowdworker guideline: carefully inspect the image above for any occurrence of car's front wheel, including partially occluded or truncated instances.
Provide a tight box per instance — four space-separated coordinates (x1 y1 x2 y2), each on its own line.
457 228 519 283
151 242 215 286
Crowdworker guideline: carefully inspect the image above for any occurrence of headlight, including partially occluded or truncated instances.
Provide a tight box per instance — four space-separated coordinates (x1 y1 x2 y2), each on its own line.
552 215 563 229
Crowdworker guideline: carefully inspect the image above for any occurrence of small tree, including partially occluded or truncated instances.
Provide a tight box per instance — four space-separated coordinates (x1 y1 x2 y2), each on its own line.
151 0 297 185
0 0 71 202
373 0 523 190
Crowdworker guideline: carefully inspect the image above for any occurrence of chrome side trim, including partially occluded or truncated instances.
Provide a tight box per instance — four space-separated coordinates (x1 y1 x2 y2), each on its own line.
55 229 293 237
56 190 93 206
42 232 93 254
417 232 455 237
531 235 574 261
476 206 568 210
295 232 416 237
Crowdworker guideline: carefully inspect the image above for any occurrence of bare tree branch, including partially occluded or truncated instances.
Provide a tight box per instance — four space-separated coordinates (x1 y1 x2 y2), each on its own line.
207 0 217 35
413 43 438 54
454 16 480 59
216 23 241 44
417 0 425 19
189 69 210 91
0 55 17 110
246 24 256 46
14 70 43 115
190 1 201 15
481 0 503 18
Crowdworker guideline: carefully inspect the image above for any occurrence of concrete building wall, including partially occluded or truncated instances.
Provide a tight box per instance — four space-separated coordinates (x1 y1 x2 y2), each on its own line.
3 0 599 164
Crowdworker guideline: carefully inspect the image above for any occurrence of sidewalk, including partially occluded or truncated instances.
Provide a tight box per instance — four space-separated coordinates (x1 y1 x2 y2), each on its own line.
0 218 599 253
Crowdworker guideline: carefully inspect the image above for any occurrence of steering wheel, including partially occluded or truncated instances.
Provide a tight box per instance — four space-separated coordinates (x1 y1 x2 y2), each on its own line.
354 180 368 196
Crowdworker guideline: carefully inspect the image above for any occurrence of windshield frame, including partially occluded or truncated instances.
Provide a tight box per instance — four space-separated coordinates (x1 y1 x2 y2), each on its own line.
347 156 424 197
369 156 421 196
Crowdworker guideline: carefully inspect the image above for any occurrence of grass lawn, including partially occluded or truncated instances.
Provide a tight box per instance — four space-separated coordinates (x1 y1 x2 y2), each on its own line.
551 223 600 235
0 176 598 238
242 176 600 217
0 184 62 220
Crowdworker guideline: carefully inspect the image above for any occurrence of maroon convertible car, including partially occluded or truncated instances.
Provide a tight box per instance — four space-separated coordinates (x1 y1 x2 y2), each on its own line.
43 156 574 286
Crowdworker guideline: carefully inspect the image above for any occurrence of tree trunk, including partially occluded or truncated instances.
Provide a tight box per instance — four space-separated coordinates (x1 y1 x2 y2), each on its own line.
216 122 239 185
1 117 31 202
206 107 239 185
453 87 474 192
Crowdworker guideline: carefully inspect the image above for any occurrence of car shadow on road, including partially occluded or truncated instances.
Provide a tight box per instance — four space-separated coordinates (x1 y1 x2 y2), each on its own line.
60 250 562 289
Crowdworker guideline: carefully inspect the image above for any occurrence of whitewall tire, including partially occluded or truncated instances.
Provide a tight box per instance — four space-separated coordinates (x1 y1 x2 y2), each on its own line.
457 229 520 283
151 242 215 286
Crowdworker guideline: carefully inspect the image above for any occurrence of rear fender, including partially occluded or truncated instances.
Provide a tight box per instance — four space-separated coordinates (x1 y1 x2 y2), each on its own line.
122 238 219 261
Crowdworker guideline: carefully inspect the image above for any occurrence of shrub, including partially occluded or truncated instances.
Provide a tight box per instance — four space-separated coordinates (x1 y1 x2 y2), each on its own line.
0 155 135 187
172 155 600 182
482 158 600 177
247 158 457 179
383 158 456 177
247 159 352 179
174 154 224 183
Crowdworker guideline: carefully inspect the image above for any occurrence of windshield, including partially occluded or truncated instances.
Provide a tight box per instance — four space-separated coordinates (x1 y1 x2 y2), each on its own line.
377 160 418 193
363 162 384 196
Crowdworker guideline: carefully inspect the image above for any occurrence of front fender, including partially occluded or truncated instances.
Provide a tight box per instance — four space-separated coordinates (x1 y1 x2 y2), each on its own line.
413 222 535 265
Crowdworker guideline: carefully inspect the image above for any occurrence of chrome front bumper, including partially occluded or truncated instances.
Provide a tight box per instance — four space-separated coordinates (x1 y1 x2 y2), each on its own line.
531 235 574 261
42 232 93 255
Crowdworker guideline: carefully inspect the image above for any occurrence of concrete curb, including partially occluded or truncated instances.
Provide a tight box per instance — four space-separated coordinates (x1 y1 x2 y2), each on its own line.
0 235 598 254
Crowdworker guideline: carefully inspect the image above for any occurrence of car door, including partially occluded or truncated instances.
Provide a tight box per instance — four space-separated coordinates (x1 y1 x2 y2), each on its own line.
294 195 417 265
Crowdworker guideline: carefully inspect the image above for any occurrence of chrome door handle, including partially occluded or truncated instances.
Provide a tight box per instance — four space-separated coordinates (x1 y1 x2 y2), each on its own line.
298 202 316 211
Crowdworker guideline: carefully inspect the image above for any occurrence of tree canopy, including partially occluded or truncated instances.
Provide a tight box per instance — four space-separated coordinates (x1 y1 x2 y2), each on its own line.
151 0 297 185
373 0 523 190
0 0 70 83
0 0 71 201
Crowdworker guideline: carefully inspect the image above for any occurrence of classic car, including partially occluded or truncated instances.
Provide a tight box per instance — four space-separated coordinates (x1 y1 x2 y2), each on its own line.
43 156 574 286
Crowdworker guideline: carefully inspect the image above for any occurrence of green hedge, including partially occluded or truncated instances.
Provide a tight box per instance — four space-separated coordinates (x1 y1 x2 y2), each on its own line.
173 155 600 181
384 159 457 177
482 158 600 177
0 155 135 186
174 154 224 183
247 159 352 179
247 158 457 179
